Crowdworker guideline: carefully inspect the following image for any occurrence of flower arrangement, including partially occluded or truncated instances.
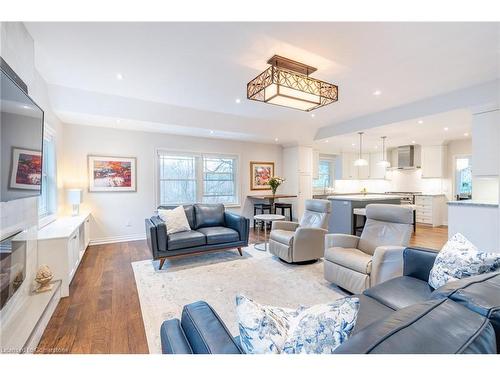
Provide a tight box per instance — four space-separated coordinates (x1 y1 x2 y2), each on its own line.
268 176 285 196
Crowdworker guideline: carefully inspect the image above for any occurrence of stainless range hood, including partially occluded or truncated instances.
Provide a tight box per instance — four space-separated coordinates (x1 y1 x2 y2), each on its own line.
396 145 421 169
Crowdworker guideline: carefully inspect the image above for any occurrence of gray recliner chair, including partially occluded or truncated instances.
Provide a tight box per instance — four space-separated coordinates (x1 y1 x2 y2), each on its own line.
268 199 331 263
324 204 413 294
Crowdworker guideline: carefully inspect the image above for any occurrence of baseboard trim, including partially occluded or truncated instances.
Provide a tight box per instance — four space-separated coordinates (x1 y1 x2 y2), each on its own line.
89 234 146 246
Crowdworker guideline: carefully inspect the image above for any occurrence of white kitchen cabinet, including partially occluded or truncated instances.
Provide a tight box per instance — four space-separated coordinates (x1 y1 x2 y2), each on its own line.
37 213 91 297
421 145 447 178
369 152 387 179
472 110 499 177
334 152 357 180
415 195 447 226
312 150 320 179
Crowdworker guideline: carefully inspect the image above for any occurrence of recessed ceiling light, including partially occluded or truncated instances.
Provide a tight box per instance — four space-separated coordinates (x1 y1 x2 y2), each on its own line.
351 143 356 147
417 120 424 124
116 119 121 124
22 105 29 109
373 90 382 96
274 138 279 142
235 98 241 104
444 127 449 131
311 113 315 118
412 140 416 144
116 73 123 80
325 140 329 143
210 130 214 135
464 132 469 137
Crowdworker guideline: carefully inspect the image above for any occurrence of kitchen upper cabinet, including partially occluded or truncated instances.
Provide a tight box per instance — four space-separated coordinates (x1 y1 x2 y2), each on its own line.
312 150 320 179
421 145 447 178
335 152 357 180
472 110 499 177
369 152 387 179
357 153 370 179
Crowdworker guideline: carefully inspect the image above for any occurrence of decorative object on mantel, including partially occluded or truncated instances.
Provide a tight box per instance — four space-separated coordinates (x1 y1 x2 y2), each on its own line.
354 132 368 166
267 176 286 207
34 265 53 293
88 155 137 192
247 55 338 112
67 188 82 216
250 161 274 191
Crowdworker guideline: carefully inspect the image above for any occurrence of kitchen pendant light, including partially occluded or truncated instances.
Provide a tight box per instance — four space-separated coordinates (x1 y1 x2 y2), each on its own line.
377 136 391 168
247 55 338 112
354 132 368 166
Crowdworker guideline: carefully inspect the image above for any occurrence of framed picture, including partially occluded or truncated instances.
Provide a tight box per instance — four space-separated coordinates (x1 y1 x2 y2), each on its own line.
250 161 274 191
10 147 42 190
88 155 137 192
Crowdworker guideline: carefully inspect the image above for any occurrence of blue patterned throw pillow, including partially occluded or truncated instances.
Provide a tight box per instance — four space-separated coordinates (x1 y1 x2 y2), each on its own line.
428 233 500 289
236 295 359 354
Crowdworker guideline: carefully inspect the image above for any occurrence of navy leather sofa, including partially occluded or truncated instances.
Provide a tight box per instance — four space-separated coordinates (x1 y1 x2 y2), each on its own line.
160 247 500 354
145 204 249 269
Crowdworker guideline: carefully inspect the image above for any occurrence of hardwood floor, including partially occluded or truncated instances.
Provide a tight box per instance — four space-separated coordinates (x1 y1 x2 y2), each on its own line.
37 224 447 354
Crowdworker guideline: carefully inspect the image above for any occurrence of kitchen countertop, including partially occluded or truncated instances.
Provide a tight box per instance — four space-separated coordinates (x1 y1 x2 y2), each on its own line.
447 200 499 208
327 194 405 201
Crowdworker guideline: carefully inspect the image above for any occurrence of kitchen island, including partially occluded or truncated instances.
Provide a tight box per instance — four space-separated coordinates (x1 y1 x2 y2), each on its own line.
327 194 404 234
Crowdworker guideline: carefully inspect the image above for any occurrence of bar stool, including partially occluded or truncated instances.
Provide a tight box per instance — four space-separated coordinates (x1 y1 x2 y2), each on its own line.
253 203 272 229
274 203 293 221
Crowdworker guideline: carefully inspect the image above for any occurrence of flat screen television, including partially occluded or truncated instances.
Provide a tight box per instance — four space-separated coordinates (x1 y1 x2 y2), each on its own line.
0 66 44 202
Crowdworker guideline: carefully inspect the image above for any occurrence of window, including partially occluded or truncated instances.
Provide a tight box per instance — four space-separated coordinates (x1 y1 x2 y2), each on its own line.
39 130 57 221
157 151 239 206
313 159 333 189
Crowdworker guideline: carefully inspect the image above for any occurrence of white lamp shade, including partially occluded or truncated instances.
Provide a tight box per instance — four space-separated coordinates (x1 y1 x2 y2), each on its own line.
354 158 368 166
67 189 82 205
377 160 391 168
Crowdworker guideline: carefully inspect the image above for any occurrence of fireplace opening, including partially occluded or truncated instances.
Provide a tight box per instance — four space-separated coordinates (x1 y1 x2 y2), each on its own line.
0 232 26 310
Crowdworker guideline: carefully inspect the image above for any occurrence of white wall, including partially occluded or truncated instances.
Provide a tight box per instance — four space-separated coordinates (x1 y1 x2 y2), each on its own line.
61 124 283 243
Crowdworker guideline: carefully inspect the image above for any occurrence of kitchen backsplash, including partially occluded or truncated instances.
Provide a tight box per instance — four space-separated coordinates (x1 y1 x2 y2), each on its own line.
334 169 451 198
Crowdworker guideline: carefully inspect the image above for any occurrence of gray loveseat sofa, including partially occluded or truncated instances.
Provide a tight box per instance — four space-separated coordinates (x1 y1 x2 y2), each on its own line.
159 247 499 354
145 204 249 269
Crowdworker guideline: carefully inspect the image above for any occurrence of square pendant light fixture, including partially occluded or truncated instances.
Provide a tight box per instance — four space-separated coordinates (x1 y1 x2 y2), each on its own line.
247 55 338 112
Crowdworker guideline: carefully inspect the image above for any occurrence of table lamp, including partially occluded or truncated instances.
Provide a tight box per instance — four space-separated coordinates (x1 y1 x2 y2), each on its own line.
67 189 82 216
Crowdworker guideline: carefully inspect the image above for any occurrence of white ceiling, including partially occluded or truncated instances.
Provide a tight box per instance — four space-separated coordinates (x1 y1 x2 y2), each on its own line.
24 22 499 144
315 109 472 154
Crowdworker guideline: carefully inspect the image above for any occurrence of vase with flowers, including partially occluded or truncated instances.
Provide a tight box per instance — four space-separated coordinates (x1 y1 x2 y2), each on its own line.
267 176 285 211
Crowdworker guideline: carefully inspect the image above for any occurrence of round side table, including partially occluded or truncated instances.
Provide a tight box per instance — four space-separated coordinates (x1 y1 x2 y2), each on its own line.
253 214 285 251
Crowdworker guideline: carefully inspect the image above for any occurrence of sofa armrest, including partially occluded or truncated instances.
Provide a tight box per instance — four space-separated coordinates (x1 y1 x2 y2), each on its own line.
180 301 242 354
403 247 439 282
224 212 249 243
160 319 194 354
371 246 405 286
145 217 167 258
271 220 299 232
325 233 360 250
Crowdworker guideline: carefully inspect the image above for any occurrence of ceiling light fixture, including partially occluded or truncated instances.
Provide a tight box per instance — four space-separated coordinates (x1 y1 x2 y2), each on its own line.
116 73 123 80
373 90 382 96
444 127 449 131
274 137 279 142
464 133 469 137
417 120 424 124
210 130 214 134
247 55 338 112
354 132 368 166
311 113 316 118
235 98 241 104
377 136 391 168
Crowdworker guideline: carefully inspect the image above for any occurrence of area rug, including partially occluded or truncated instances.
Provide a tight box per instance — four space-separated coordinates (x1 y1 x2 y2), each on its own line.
132 245 346 353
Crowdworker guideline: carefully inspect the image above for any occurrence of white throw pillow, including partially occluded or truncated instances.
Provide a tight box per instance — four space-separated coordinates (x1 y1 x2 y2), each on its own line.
428 233 500 289
235 294 359 354
157 206 191 235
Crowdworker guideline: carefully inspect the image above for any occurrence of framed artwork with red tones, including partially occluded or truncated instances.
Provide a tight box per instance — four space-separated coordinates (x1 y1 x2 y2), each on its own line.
10 148 42 190
88 155 137 192
250 161 274 191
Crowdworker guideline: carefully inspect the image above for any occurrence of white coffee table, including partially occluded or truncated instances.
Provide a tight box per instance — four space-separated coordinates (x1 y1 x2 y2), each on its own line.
253 214 285 251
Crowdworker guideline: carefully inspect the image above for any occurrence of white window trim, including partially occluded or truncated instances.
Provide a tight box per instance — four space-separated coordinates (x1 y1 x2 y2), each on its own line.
38 123 58 229
154 148 241 208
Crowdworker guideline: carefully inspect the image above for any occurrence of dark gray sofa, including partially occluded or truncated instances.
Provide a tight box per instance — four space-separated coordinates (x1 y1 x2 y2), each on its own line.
159 247 499 354
145 204 249 269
